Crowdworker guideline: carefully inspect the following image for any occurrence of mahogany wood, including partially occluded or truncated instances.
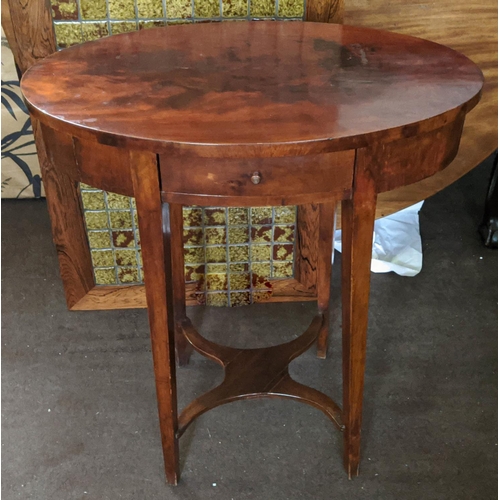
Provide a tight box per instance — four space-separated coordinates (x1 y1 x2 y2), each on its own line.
19 21 483 485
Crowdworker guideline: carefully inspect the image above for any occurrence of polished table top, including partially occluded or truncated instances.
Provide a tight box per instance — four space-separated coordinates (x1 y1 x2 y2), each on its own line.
21 22 483 158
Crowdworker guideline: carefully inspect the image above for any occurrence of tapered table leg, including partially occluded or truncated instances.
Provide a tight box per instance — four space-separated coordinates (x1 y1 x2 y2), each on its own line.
130 152 180 485
341 173 377 479
316 201 336 359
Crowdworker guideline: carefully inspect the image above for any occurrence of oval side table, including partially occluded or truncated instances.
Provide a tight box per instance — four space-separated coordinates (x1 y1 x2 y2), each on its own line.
21 21 483 485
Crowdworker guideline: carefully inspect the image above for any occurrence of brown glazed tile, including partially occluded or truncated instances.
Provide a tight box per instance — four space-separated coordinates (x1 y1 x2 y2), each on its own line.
230 291 251 306
185 264 205 282
251 207 272 225
251 225 272 243
114 249 137 266
183 207 203 227
118 267 140 283
273 243 294 261
205 227 227 245
206 273 228 291
273 225 295 242
51 0 78 20
252 289 273 302
183 228 204 246
112 230 136 247
203 208 226 226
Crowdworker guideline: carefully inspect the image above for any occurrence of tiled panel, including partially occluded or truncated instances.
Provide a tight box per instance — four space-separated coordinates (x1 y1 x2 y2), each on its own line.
51 0 306 48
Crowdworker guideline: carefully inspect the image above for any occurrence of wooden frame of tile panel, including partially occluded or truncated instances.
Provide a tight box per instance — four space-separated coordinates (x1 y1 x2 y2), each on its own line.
1 0 344 310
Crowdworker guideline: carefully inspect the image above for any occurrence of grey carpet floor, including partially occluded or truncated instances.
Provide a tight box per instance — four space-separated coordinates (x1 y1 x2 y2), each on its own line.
2 157 497 500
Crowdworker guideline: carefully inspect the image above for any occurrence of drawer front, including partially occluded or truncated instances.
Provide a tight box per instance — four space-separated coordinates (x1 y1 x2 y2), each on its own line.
160 150 355 206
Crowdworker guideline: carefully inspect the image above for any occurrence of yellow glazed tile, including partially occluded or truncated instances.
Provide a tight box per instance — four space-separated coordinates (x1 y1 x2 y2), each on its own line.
112 230 136 247
251 225 272 243
88 231 112 249
278 0 303 17
228 227 249 244
118 267 140 283
273 243 294 260
228 207 248 225
251 207 272 225
91 250 114 267
251 244 271 261
110 21 138 34
137 0 164 17
54 23 83 47
230 273 251 290
229 245 249 262
183 228 204 246
274 205 296 223
109 0 136 19
184 246 205 264
106 192 131 209
84 211 109 230
206 263 227 273
95 268 116 284
223 0 247 17
252 262 271 278
194 0 220 17
273 225 295 242
81 191 105 210
272 261 294 278
109 211 133 229
51 0 78 20
250 0 274 16
166 0 193 18
229 263 248 272
183 207 203 227
80 0 107 19
206 273 228 291
206 292 228 307
115 249 137 266
205 227 226 245
206 246 227 263
82 22 109 41
230 291 251 306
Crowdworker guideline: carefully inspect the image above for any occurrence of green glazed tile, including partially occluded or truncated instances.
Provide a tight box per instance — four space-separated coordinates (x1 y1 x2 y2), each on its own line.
205 227 226 245
229 245 249 262
137 0 164 17
223 0 247 17
185 264 205 282
251 244 271 261
251 225 272 243
273 243 294 260
206 292 228 307
112 230 136 247
206 246 227 263
115 249 137 266
54 22 83 47
206 273 228 291
81 191 105 210
229 263 248 272
80 0 107 19
230 273 251 290
95 268 117 285
228 227 249 244
109 0 136 19
206 263 227 273
84 211 109 230
252 262 271 278
118 267 140 283
183 228 204 246
252 290 272 302
106 192 131 209
166 0 193 18
230 291 251 306
228 207 248 225
139 20 167 29
184 246 205 264
250 0 274 16
194 0 220 17
183 207 203 227
204 208 226 226
110 21 138 34
88 231 112 249
278 0 303 17
273 225 295 242
109 211 133 229
51 0 78 20
82 22 109 41
274 205 296 223
91 249 114 267
272 261 294 278
251 207 272 225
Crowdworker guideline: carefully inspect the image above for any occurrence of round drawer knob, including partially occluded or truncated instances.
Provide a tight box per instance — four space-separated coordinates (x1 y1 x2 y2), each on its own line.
251 172 262 185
